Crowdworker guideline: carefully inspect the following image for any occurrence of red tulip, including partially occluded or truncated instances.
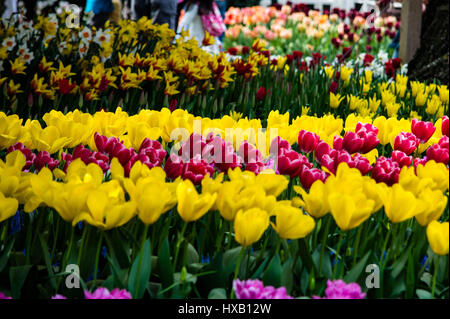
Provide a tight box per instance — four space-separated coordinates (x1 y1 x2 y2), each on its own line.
411 118 436 143
355 123 379 154
372 157 400 186
426 144 449 165
342 131 364 154
34 151 60 171
164 154 184 180
297 130 320 153
300 168 328 189
277 148 311 178
352 154 372 175
8 142 35 170
182 155 215 185
442 116 449 137
391 150 412 167
394 132 419 155
256 87 268 101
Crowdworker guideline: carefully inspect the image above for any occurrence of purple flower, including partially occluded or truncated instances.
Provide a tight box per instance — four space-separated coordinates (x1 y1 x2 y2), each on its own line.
84 287 132 299
52 294 67 299
0 292 12 299
233 279 293 299
313 280 366 299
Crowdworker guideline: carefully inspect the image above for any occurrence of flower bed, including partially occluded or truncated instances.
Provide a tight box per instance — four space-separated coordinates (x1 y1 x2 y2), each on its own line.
0 3 448 300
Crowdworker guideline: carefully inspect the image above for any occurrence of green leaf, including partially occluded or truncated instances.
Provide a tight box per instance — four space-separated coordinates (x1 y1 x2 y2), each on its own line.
38 233 57 291
223 247 242 277
391 247 411 278
312 245 332 279
281 258 294 294
262 253 282 287
416 289 432 299
405 253 415 298
208 288 227 299
128 239 152 299
251 255 269 279
9 265 32 299
344 251 371 283
106 255 127 289
0 238 15 272
420 272 433 287
157 238 174 292
300 267 309 295
186 243 200 265
104 230 130 269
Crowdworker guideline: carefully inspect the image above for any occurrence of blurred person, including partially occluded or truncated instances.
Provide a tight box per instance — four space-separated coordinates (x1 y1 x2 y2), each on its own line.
177 0 226 54
85 0 114 28
110 0 122 23
133 0 178 30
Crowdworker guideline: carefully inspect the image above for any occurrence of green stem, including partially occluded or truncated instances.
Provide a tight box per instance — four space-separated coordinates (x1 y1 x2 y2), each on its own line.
431 255 439 299
318 216 332 277
332 231 345 280
231 246 247 299
380 230 391 270
76 224 89 267
92 231 103 288
50 213 60 265
134 224 149 298
58 225 75 292
352 225 363 267
173 222 188 271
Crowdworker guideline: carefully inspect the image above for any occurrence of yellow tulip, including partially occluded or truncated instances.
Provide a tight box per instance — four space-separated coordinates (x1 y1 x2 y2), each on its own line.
328 192 374 231
0 112 22 149
271 204 315 239
125 175 176 226
294 182 329 218
330 92 344 109
72 180 136 230
426 221 449 256
378 184 425 223
415 189 448 227
234 208 269 246
177 179 216 222
0 191 18 223
201 173 224 210
416 160 449 192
